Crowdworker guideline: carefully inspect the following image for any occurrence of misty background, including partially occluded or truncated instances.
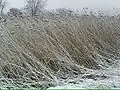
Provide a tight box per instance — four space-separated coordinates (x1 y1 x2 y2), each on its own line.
5 0 120 15
8 0 120 9
7 0 120 10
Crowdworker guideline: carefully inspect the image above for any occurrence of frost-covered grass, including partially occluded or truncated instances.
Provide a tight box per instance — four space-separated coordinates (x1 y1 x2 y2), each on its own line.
0 9 120 88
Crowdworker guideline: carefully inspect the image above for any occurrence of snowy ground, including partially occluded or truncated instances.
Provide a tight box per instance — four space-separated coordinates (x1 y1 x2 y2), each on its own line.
48 60 120 89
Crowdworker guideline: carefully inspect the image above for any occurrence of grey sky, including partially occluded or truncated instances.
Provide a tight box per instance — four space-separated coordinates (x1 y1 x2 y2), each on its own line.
7 0 120 10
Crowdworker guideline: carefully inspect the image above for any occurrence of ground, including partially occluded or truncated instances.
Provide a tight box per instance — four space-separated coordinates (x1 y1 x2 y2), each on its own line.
49 60 120 89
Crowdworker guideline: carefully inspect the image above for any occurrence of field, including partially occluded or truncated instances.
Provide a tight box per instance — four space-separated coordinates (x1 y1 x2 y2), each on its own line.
0 9 120 89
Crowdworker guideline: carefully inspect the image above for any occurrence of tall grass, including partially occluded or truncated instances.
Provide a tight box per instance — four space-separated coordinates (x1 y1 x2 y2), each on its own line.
0 9 120 88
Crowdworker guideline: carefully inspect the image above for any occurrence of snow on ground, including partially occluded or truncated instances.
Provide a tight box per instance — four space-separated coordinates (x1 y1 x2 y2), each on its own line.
48 60 120 89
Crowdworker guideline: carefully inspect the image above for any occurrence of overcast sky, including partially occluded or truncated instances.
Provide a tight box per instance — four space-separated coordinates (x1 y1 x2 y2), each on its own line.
7 0 120 10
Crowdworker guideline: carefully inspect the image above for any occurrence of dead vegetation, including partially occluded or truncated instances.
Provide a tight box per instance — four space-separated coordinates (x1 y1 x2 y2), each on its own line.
0 9 120 88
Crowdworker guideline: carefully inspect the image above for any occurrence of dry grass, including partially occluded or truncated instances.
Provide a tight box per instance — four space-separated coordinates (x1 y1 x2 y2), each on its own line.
0 10 120 88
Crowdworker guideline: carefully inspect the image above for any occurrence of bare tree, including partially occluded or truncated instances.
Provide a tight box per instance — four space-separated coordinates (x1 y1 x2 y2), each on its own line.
0 0 7 17
26 0 47 16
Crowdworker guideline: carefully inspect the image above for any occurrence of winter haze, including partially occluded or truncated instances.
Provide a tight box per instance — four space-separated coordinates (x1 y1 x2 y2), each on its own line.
7 0 120 10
